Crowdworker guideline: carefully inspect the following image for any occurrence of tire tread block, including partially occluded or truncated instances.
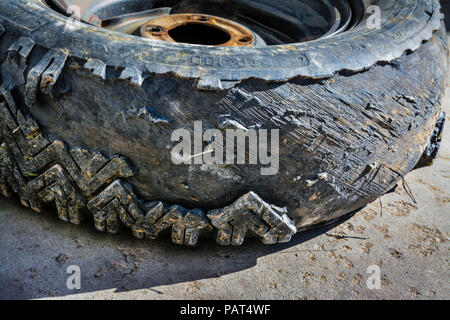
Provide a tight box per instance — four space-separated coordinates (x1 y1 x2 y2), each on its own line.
207 192 297 245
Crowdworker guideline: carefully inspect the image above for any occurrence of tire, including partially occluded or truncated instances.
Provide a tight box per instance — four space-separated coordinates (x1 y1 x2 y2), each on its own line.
0 0 447 246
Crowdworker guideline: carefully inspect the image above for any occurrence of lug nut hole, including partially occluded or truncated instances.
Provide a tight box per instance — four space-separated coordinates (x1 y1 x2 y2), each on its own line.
146 25 165 33
239 37 252 43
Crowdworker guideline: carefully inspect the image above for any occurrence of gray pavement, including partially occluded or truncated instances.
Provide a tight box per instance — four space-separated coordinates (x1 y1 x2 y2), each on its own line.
0 31 449 301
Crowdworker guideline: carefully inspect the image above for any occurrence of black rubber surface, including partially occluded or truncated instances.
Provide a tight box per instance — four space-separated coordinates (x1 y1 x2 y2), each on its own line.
0 0 447 246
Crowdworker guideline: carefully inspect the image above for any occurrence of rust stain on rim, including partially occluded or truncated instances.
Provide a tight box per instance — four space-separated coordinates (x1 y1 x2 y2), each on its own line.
140 13 255 47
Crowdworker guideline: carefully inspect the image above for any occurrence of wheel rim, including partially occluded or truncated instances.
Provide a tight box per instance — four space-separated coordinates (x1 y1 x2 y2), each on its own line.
44 0 366 46
141 14 256 47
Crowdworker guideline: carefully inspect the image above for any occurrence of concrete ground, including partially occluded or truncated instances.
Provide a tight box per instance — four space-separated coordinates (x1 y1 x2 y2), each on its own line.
0 25 449 302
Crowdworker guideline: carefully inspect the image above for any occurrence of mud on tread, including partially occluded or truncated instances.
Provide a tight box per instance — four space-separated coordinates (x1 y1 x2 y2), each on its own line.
0 86 296 245
0 34 296 245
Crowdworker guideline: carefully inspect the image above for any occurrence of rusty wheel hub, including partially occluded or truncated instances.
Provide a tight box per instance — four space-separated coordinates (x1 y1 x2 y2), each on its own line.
45 0 366 46
140 14 255 47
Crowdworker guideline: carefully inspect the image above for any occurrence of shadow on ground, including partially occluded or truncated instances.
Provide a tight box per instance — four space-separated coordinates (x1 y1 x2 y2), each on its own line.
0 194 356 299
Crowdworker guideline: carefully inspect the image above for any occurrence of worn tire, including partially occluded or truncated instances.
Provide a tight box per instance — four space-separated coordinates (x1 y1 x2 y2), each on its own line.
0 0 447 246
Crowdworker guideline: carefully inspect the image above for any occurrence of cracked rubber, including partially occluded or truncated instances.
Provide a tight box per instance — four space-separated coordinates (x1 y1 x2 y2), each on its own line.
0 0 448 246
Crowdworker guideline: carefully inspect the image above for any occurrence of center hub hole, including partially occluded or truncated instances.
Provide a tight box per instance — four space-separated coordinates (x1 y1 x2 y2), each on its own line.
168 23 231 45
